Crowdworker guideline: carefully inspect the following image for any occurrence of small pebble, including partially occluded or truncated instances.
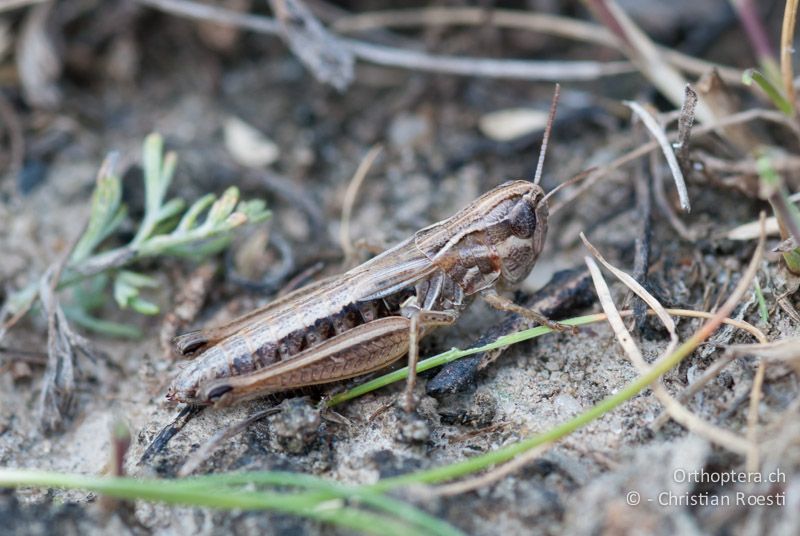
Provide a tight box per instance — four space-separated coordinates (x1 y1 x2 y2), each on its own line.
396 412 430 444
17 160 48 195
267 398 321 454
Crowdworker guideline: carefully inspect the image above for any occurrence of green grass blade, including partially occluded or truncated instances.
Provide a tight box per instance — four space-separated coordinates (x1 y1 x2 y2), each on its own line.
326 314 604 407
754 278 769 324
177 471 462 536
0 469 434 536
743 68 795 116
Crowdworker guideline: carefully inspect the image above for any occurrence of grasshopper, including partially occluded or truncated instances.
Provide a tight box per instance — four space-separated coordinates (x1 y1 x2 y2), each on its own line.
167 89 568 411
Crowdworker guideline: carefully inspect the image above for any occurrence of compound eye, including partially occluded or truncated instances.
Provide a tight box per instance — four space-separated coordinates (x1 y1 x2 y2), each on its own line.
509 201 536 238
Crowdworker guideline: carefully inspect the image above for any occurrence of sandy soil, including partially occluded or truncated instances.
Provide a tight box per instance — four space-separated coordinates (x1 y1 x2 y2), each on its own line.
1 2 799 535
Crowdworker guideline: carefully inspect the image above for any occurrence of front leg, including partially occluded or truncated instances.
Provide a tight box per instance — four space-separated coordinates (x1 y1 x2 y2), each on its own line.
480 289 577 334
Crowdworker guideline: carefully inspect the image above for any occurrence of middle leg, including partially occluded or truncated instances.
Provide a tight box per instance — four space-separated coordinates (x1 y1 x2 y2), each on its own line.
400 302 456 413
480 289 578 334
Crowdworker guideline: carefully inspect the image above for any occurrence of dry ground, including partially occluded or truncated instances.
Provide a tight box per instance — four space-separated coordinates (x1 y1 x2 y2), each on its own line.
1 1 799 535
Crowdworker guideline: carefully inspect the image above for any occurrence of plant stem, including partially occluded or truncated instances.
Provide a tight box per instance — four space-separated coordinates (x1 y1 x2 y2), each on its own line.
0 469 441 536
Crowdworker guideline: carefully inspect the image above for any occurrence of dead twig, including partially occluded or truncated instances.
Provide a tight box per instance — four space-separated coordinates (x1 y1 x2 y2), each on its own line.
428 268 595 396
649 305 769 432
339 145 382 264
268 0 354 90
698 151 800 176
631 155 653 331
330 7 743 84
137 0 280 33
342 40 632 81
136 0 634 81
675 85 697 174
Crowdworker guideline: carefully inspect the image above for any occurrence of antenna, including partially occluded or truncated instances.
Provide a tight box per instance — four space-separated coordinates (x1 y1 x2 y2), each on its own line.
542 167 595 205
533 83 561 186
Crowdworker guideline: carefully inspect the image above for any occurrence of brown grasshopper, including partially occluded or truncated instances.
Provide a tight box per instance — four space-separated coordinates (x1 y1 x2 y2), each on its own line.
167 89 568 411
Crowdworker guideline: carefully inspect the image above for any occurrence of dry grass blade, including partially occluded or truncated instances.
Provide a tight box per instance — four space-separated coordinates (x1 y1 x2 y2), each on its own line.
651 151 694 240
585 237 677 359
34 210 103 432
587 0 714 123
37 267 100 432
581 234 674 337
697 69 764 153
625 101 690 212
727 337 800 375
426 305 762 497
16 2 62 108
698 108 800 143
584 256 663 358
340 145 382 263
553 108 799 214
781 0 798 112
700 152 800 176
651 307 768 430
583 253 752 455
631 162 653 329
333 7 615 43
726 217 781 240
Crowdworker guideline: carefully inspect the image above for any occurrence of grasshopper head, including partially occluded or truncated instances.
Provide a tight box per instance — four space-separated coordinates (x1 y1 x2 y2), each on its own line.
495 181 548 287
417 180 549 295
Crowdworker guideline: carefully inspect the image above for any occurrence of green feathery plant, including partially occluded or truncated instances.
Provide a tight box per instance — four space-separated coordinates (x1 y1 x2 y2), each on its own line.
2 133 270 337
